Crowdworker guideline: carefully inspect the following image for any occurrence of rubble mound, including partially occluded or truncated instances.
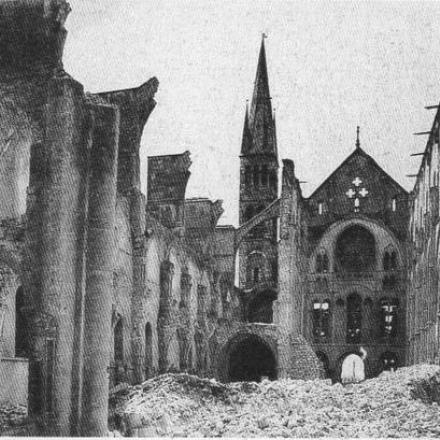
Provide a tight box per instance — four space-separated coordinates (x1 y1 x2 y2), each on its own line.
114 365 440 437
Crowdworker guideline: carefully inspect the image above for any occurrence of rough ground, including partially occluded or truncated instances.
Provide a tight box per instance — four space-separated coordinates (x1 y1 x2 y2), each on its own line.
112 364 440 438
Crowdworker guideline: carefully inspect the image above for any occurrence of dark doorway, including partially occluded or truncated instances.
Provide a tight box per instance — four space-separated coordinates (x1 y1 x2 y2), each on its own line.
228 335 276 382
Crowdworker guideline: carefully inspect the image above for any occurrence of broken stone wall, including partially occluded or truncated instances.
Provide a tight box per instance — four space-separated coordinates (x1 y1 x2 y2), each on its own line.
130 213 234 382
407 105 440 366
275 159 321 379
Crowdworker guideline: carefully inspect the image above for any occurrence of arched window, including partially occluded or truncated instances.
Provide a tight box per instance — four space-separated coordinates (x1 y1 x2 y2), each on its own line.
383 249 398 271
322 254 329 272
145 322 153 379
261 165 269 186
390 251 397 269
253 267 260 284
336 225 375 273
246 252 266 286
318 201 324 215
391 197 397 212
380 351 398 372
15 287 29 358
383 252 390 271
316 255 323 273
316 252 329 273
346 293 362 343
380 298 398 337
312 300 330 340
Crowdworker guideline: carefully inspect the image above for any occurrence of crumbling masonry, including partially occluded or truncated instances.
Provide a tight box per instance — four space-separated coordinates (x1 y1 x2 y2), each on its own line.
0 1 439 437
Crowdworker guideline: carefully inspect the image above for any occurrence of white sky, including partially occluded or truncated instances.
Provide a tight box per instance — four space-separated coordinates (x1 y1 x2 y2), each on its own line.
64 0 440 226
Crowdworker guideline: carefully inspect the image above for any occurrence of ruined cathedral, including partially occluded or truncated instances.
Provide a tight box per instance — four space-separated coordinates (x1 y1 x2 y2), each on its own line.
0 0 439 436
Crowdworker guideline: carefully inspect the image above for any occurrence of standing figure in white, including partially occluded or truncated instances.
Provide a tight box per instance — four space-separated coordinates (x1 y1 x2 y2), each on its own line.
341 347 367 384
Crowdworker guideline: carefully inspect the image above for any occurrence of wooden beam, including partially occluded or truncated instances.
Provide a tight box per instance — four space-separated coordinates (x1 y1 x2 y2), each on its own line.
410 152 426 157
406 174 418 177
413 131 431 135
425 105 439 110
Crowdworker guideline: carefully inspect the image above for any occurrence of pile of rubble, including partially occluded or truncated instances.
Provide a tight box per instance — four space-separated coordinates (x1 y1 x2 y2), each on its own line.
112 364 440 437
0 403 27 434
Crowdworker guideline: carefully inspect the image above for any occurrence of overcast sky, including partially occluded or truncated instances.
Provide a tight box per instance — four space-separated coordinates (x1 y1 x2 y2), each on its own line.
65 0 440 225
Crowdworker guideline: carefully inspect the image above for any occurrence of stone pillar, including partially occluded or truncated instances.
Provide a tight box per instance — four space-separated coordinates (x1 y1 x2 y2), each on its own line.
129 189 147 384
80 102 119 436
158 260 174 373
177 269 192 371
274 160 302 378
34 74 86 435
196 285 209 375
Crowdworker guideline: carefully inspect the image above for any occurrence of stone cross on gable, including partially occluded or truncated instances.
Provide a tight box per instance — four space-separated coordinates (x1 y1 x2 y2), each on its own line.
346 177 369 212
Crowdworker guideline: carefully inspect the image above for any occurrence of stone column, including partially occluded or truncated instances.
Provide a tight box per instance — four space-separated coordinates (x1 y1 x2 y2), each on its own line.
274 160 302 378
178 269 192 371
158 260 174 373
80 102 119 436
196 285 209 374
130 189 147 384
35 74 86 435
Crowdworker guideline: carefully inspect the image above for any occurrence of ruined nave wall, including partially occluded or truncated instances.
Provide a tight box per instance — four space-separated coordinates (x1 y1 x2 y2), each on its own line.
407 106 440 365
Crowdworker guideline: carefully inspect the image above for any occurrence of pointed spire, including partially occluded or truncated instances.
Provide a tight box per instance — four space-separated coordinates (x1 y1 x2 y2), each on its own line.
240 100 253 154
356 126 360 149
243 35 276 158
272 107 278 159
250 34 271 126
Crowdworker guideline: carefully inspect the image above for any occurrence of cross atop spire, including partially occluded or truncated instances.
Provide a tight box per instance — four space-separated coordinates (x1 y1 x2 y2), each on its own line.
356 126 360 149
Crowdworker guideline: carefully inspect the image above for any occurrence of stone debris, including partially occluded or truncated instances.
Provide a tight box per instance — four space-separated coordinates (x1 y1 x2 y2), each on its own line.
113 364 440 437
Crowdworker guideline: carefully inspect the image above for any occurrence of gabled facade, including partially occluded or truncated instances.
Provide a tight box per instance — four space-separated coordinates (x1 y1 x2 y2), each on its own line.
302 135 410 380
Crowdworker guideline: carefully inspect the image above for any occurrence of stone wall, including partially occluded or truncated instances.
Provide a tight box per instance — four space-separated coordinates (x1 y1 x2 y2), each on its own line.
0 357 28 406
407 104 440 365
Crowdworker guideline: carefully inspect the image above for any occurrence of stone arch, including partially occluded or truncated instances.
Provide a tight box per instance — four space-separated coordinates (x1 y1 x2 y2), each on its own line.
217 328 278 383
310 216 404 273
219 332 277 383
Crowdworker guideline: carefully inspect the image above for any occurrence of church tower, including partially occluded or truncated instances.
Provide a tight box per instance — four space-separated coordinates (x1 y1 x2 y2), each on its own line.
239 37 279 321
